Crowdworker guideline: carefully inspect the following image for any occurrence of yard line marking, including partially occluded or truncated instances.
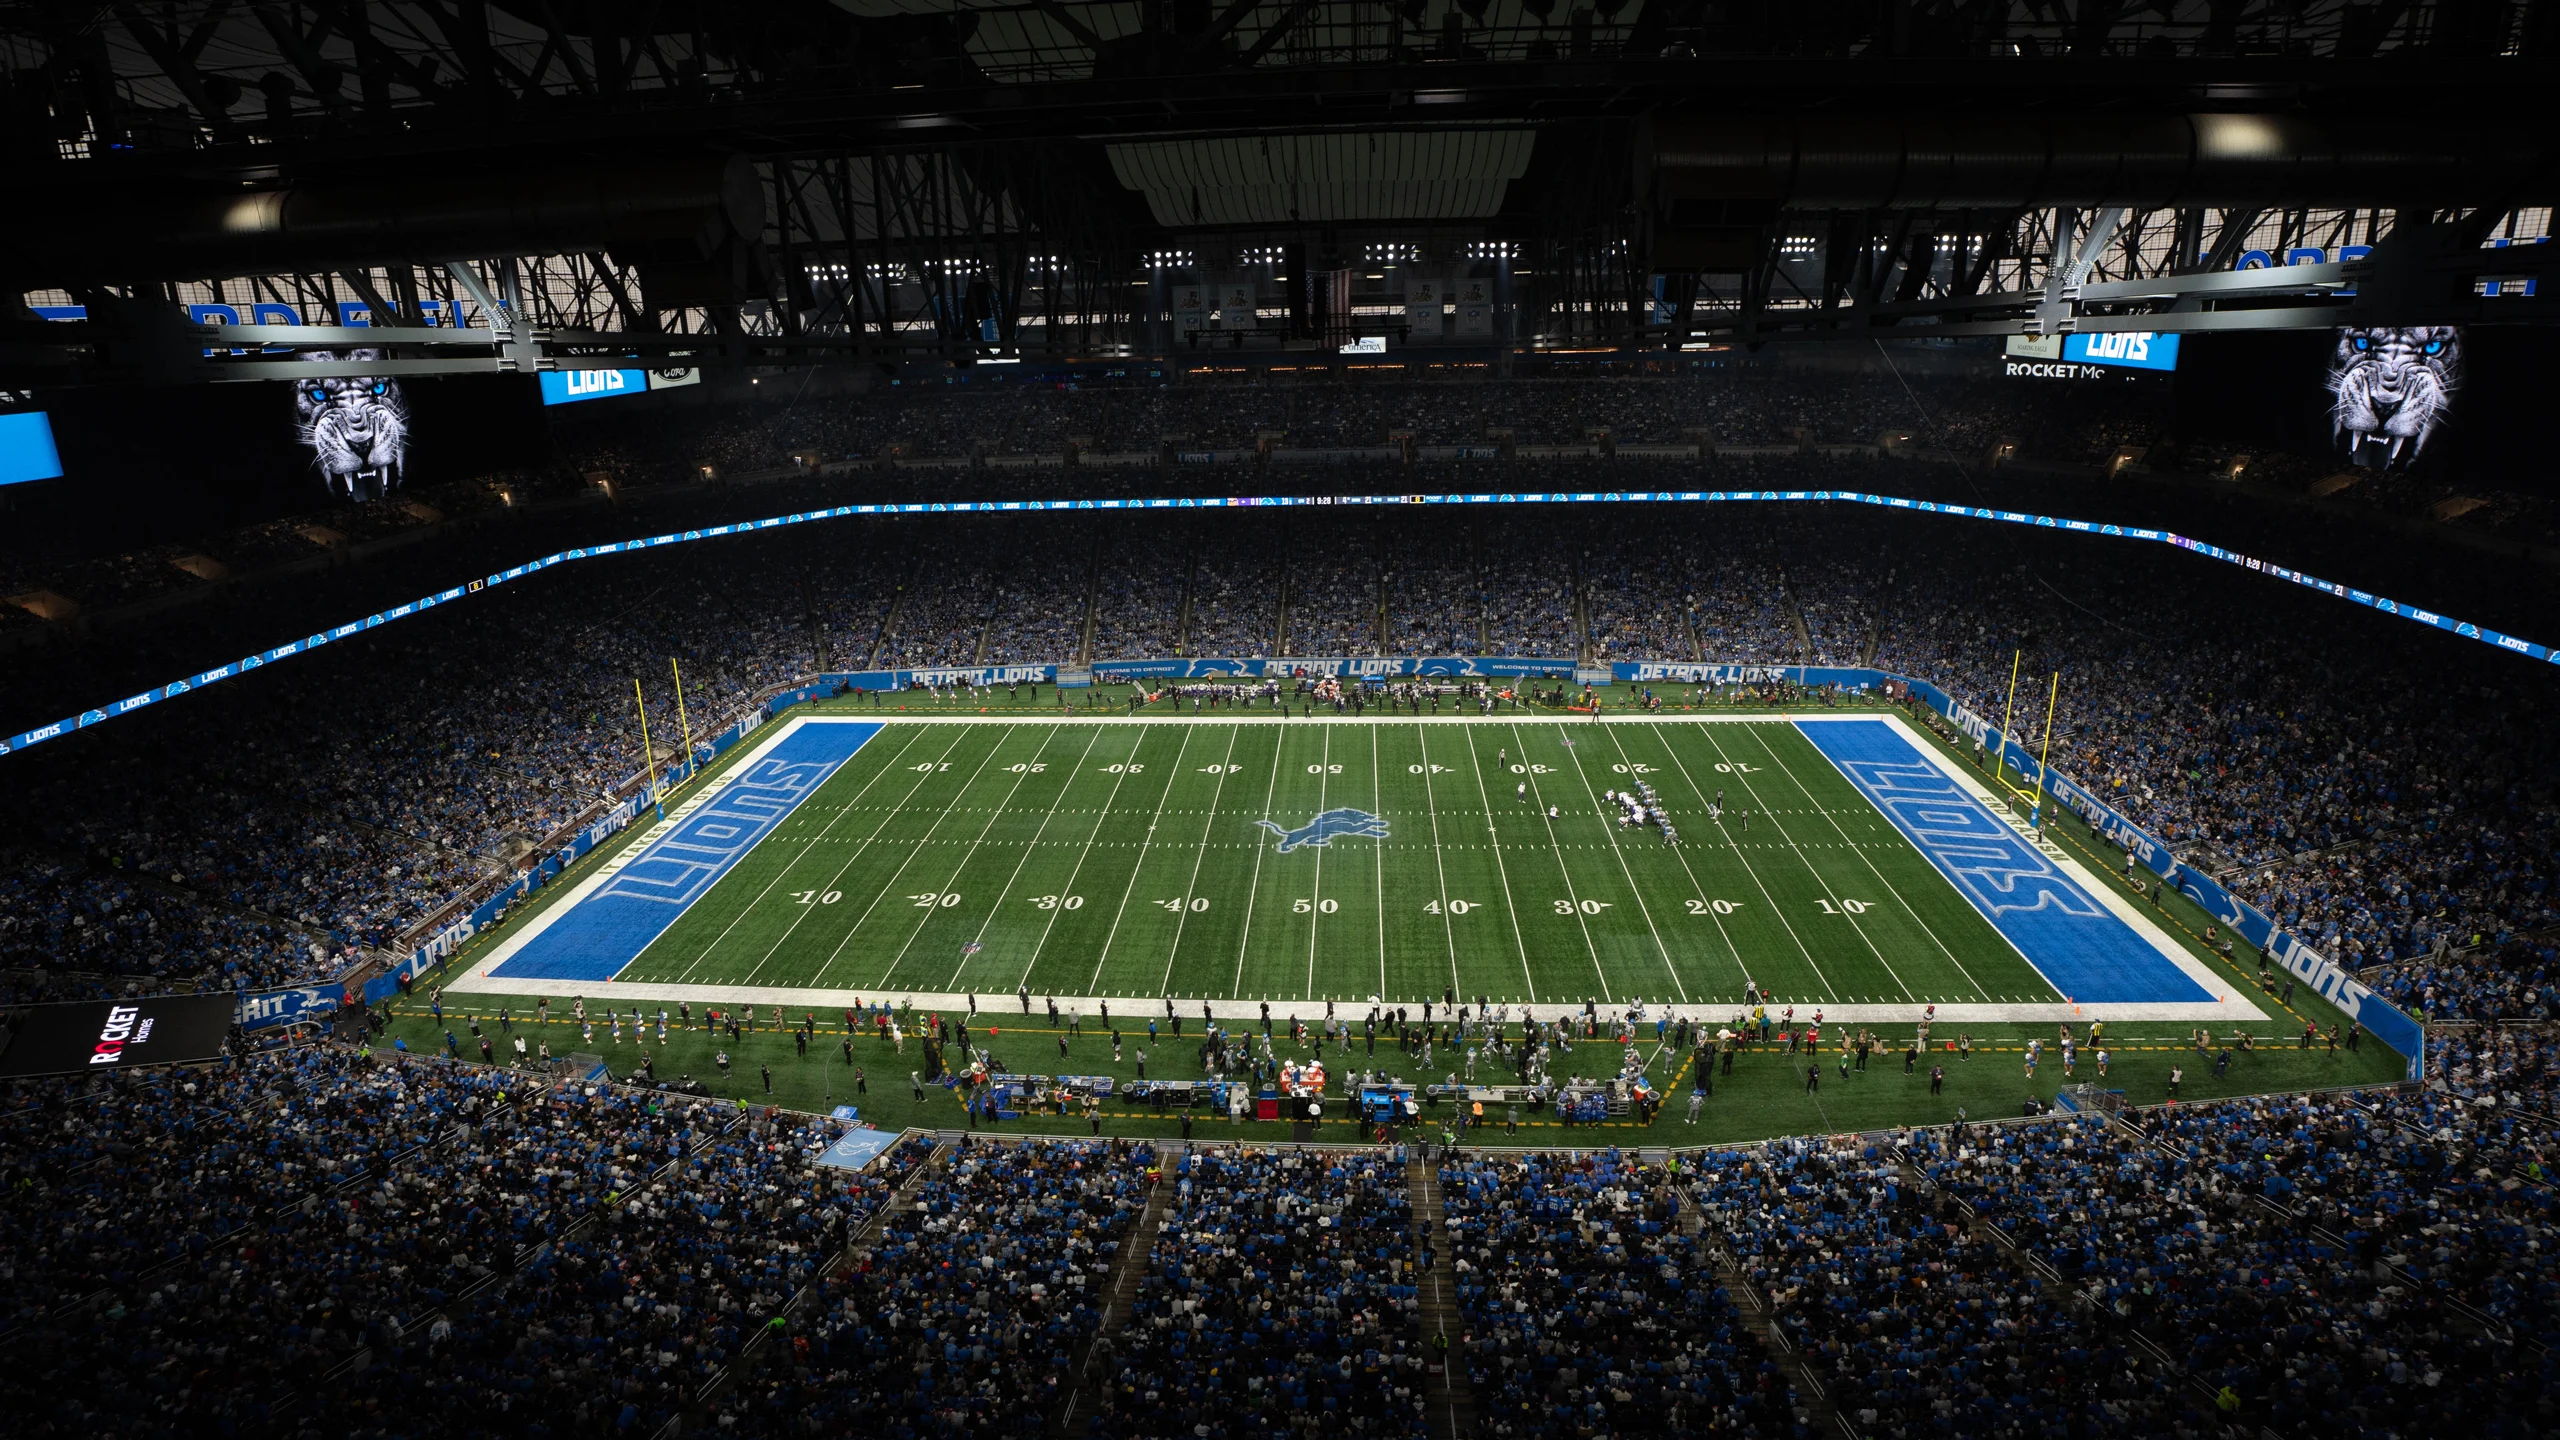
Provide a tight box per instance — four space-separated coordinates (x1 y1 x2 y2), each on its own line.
1740 724 1995 999
1556 726 1687 1004
882 726 1066 988
1158 725 1244 997
813 726 1022 979
1018 729 1152 987
730 727 978 988
1413 725 1468 1000
1088 725 1197 993
1634 725 1840 998
666 724 932 983
1229 728 1291 998
1597 726 1746 990
1370 725 1388 1003
1452 726 1538 1003
1302 728 1333 1001
1695 724 1915 1002
1499 724 1609 1002
943 726 1109 990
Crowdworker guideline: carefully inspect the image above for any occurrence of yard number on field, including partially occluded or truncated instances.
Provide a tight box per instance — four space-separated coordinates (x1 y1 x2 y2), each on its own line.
1424 899 1478 914
1156 897 1211 912
1814 898 1872 914
1029 894 1085 910
1685 898 1740 915
792 890 843 905
909 892 963 908
1553 899 1611 915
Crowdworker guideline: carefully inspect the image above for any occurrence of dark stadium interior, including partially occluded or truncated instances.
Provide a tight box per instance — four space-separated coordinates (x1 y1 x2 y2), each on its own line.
3 4 2558 1439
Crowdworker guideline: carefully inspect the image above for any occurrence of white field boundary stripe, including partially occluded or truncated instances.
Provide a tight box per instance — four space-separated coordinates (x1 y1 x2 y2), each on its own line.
433 980 2267 1027
769 711 1902 725
1856 712 2260 1019
463 714 855 986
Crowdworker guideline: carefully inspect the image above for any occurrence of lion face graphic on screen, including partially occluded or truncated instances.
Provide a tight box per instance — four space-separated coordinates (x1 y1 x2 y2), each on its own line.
2328 326 2460 468
294 351 408 500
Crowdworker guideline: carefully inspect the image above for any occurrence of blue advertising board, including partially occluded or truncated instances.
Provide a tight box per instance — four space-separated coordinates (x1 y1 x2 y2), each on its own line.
2060 331 2180 373
1094 656 1577 681
0 411 63 485
538 369 650 406
8 483 2545 823
1903 672 2424 1073
237 983 348 1032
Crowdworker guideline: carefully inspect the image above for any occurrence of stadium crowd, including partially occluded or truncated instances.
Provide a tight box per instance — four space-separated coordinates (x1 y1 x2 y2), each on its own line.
3 997 2556 1439
714 1135 1154 1438
1896 1094 2558 1436
0 371 2550 1026
1440 1148 1801 1436
1 1040 920 1439
1093 1143 1433 1440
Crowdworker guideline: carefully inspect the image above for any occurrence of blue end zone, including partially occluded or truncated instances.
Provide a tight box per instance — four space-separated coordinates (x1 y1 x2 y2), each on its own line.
1794 720 2210 1004
491 722 882 982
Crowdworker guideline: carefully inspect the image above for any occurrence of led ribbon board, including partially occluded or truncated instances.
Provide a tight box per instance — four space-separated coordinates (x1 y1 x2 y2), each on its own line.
7 488 2547 759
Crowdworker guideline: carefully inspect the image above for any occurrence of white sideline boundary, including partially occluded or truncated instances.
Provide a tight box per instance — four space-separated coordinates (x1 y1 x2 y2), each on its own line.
455 712 2268 1026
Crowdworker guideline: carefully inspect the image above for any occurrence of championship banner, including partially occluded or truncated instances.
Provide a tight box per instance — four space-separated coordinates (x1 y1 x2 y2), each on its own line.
1218 284 1257 330
1174 287 1207 336
1454 281 1493 338
0 993 237 1078
1404 280 1444 338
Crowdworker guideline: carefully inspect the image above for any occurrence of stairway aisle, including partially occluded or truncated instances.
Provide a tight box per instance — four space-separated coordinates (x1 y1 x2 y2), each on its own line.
1409 1153 1478 1440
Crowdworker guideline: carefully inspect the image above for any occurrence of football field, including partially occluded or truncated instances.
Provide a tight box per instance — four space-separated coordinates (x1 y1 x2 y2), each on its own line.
463 711 2261 1026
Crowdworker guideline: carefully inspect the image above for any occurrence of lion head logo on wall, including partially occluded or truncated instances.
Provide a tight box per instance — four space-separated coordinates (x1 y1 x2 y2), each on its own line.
294 350 408 500
2327 326 2461 468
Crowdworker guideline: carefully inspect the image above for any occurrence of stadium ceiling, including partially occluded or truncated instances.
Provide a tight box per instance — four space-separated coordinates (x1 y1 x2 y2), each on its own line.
0 0 2554 382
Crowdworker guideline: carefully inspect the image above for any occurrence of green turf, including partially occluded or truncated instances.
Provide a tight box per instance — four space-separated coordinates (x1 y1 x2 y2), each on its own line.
381 1005 2405 1150
382 690 2413 1147
618 717 2064 1010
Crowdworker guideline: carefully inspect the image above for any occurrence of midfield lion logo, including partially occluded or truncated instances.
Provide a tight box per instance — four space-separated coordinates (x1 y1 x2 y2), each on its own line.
2327 326 2461 468
1255 808 1390 853
295 350 409 500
